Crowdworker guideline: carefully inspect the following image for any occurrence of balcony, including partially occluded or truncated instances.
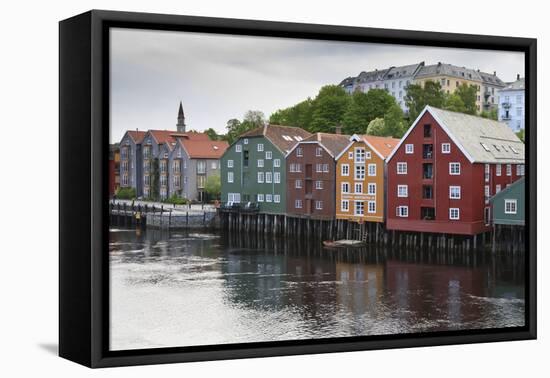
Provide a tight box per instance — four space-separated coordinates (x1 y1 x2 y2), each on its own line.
501 102 512 109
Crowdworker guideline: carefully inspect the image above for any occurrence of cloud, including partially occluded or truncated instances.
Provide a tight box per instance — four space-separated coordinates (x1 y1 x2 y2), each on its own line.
110 28 524 143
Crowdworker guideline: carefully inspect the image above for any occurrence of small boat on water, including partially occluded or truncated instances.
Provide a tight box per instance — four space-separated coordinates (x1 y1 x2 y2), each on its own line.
323 240 366 248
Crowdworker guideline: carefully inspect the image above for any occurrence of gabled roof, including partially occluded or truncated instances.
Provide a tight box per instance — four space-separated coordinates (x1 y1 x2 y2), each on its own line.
489 177 525 203
385 62 424 80
178 138 229 159
125 130 146 143
286 132 350 158
336 134 400 161
502 78 525 91
241 124 312 154
414 62 483 82
386 106 525 164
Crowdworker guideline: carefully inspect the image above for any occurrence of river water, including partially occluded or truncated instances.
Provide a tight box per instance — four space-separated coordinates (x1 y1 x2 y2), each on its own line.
109 228 525 351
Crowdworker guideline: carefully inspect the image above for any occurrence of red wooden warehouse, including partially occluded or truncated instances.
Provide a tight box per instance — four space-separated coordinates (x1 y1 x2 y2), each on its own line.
386 106 525 235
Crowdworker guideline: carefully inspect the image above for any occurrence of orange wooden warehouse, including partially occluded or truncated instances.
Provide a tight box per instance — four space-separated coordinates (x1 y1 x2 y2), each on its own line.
335 135 399 223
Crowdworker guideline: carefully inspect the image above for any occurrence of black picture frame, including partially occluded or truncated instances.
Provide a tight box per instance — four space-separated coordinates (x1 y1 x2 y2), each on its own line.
59 9 537 368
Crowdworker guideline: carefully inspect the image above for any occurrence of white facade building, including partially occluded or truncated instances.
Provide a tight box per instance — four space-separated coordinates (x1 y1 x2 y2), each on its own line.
498 75 525 132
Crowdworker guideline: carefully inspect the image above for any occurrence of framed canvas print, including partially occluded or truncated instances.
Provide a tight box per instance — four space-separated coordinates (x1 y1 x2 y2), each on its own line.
59 10 536 368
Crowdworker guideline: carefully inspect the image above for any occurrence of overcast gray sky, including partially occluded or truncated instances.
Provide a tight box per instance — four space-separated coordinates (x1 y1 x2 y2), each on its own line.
110 27 524 143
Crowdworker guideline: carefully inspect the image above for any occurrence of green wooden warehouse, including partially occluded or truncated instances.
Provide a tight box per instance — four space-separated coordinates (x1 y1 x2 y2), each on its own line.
489 177 525 226
220 124 312 213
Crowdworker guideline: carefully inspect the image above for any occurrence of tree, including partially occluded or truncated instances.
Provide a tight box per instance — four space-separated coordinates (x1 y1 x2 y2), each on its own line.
150 158 160 201
383 103 407 138
205 128 220 141
270 98 313 130
516 129 525 142
225 112 263 145
366 118 386 136
342 89 396 135
405 81 445 123
364 104 407 138
204 174 221 201
480 108 498 120
454 84 478 114
309 85 350 132
444 93 466 113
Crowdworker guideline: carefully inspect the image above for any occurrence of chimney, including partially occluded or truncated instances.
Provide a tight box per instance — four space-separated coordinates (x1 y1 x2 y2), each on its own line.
517 73 520 80
494 71 496 76
335 125 342 135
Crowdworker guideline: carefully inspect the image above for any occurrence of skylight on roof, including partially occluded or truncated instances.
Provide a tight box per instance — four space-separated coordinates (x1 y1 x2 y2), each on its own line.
213 146 219 150
493 145 500 152
294 136 303 141
283 135 291 141
510 146 519 154
480 143 491 152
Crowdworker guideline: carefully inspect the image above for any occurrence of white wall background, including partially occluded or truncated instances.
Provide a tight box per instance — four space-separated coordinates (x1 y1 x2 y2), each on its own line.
0 0 547 376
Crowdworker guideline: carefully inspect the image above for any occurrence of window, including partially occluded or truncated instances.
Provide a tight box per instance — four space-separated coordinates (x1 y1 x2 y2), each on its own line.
274 159 281 167
355 165 365 180
405 144 414 154
341 182 350 193
236 144 242 152
316 147 322 157
396 206 408 217
323 164 329 173
423 163 433 179
341 164 350 176
265 172 272 183
274 172 280 183
316 163 322 173
496 184 501 193
274 195 281 203
449 186 461 199
348 151 353 160
211 162 217 169
266 151 272 159
315 201 323 210
355 148 366 163
423 144 433 159
257 143 264 152
506 164 512 176
496 164 502 176
424 124 432 138
295 199 302 208
517 164 525 176
449 208 460 220
227 160 234 168
441 143 451 154
197 161 207 174
341 200 349 212
516 107 522 117
423 185 433 199
397 185 408 197
449 162 461 175
227 172 234 183
421 207 435 220
257 194 264 202
368 201 376 213
367 183 376 195
296 164 302 172
485 185 490 202
295 179 302 189
505 199 517 214
354 183 363 194
296 147 303 157
397 162 407 174
289 163 296 173
243 138 248 145
485 164 490 182
257 159 264 168
354 201 364 216
315 180 323 189
368 164 376 176
266 194 273 202
257 172 264 183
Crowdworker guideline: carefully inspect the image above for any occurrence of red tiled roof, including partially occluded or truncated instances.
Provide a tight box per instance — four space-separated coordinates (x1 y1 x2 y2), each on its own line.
241 124 312 153
361 135 400 158
179 139 229 159
127 130 146 143
302 132 351 157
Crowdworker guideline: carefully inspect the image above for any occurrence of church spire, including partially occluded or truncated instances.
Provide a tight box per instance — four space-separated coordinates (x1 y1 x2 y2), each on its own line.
176 101 186 132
